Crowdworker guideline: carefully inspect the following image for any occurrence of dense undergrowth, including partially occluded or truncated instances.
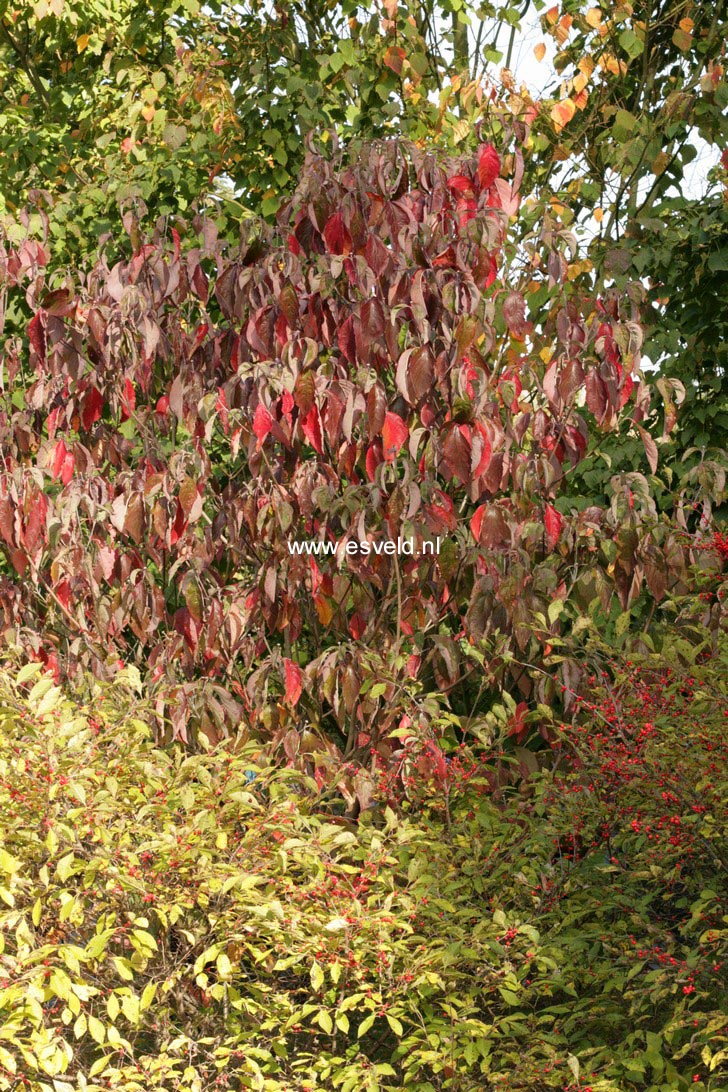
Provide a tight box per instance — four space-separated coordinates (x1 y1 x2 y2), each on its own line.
0 635 726 1092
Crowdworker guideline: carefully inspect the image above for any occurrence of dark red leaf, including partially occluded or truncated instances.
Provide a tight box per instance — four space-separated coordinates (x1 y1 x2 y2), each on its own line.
367 383 386 439
323 212 352 256
28 312 46 362
82 386 104 431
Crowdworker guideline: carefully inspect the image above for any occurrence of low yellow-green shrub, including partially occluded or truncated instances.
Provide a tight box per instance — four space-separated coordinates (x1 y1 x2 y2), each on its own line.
0 647 726 1091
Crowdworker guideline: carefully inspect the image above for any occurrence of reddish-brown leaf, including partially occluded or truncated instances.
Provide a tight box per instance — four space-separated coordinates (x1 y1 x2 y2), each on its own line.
442 425 471 484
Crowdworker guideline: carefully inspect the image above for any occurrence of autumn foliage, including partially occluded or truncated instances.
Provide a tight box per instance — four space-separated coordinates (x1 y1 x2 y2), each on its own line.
0 138 716 807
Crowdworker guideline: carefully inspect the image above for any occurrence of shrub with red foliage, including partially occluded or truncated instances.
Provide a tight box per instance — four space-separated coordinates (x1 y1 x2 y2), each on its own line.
0 140 707 797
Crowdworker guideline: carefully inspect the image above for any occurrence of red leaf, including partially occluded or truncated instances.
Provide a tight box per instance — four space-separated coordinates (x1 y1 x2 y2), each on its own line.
477 143 500 190
585 369 608 422
323 212 352 256
432 246 457 269
55 579 71 611
28 312 46 362
364 235 390 277
61 452 75 485
381 412 408 462
406 653 421 678
120 378 136 421
253 404 273 446
52 440 67 479
284 658 303 707
365 442 383 481
46 406 61 441
470 504 486 542
301 405 323 454
337 314 356 364
82 386 104 431
155 395 170 416
216 387 229 435
169 499 187 545
545 504 563 548
448 173 475 196
473 423 492 478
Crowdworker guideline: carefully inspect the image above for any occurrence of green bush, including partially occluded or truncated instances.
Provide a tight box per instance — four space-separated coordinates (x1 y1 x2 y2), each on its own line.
0 648 726 1091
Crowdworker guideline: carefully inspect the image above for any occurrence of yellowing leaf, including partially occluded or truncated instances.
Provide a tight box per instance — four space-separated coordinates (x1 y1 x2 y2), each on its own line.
87 1014 106 1045
310 960 325 992
358 1013 375 1038
594 207 604 222
324 917 349 932
679 17 694 32
652 151 669 175
217 951 233 979
76 34 90 52
0 848 20 875
88 1056 112 1079
586 7 602 27
672 28 692 51
534 43 546 62
550 98 576 133
386 1013 404 1035
56 852 75 882
316 1008 333 1033
112 956 134 981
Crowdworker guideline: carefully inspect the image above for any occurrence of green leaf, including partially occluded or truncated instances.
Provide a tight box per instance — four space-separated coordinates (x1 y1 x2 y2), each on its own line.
386 1013 404 1035
316 1008 333 1034
358 1013 375 1038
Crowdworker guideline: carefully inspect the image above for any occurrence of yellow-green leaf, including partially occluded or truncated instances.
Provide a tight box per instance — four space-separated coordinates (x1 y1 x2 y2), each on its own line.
87 1014 106 1045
